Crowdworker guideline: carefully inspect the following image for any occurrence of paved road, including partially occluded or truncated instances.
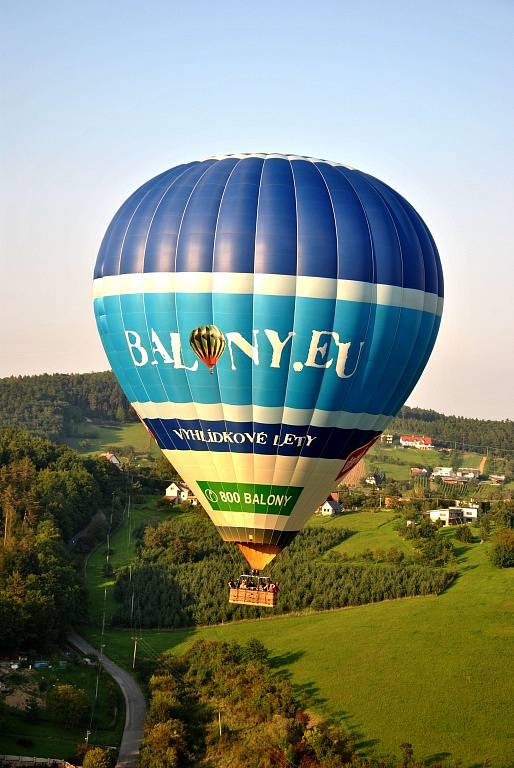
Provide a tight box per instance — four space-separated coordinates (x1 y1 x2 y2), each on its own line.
67 632 146 768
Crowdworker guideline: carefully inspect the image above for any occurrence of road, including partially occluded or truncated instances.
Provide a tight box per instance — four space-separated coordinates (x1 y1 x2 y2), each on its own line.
67 632 146 768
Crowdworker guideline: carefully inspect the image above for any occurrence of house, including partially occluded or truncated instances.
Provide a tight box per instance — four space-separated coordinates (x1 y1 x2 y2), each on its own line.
318 499 341 516
100 452 122 469
456 467 480 479
381 433 393 445
441 476 464 485
165 482 190 503
410 467 428 477
454 504 479 522
400 435 433 449
432 466 453 478
425 508 464 526
489 474 506 484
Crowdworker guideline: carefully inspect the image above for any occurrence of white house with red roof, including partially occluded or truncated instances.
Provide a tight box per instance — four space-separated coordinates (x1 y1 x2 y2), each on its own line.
400 435 433 449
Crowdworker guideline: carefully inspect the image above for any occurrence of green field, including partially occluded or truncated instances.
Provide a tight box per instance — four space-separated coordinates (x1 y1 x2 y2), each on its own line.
0 662 123 758
84 502 514 766
67 421 161 459
311 510 415 556
85 495 173 626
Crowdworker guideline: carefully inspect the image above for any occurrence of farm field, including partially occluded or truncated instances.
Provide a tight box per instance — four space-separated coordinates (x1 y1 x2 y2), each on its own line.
84 502 514 766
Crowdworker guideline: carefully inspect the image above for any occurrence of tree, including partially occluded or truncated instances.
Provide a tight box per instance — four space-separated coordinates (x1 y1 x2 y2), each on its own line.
455 525 473 543
83 747 115 768
46 684 89 727
139 719 188 768
490 529 514 568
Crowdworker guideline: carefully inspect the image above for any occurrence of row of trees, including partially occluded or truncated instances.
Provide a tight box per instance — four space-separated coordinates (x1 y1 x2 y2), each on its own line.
0 428 126 652
110 512 454 629
140 638 461 768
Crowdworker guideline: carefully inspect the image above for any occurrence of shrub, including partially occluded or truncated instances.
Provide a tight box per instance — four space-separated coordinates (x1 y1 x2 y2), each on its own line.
490 529 514 568
83 747 115 768
455 525 473 543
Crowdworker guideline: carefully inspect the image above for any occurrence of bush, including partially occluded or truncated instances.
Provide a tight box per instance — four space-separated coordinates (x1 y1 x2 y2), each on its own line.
490 529 514 568
455 525 473 543
83 747 115 768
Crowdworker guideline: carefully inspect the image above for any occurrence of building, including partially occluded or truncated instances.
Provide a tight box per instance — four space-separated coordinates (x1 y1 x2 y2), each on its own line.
400 435 433 449
318 499 341 516
489 474 506 484
100 452 122 469
455 505 479 522
165 482 190 503
365 474 377 486
456 467 480 479
381 433 393 445
425 508 464 526
432 466 453 478
410 467 428 477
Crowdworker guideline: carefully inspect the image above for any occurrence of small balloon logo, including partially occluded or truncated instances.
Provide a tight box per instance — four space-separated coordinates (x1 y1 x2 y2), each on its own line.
189 324 226 373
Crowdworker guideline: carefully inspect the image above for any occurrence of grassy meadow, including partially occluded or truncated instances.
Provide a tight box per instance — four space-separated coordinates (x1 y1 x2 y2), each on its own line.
84 499 514 766
67 421 161 460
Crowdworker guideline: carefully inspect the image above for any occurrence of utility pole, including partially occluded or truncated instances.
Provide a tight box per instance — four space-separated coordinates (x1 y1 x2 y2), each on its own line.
218 710 222 739
131 636 141 669
85 729 91 746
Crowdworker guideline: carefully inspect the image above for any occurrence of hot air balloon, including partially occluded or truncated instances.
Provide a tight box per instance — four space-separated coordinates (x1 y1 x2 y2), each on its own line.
189 324 226 373
93 153 443 591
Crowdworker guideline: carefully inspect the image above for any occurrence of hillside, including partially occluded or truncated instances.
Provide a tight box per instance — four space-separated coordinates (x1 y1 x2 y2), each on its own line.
84 499 514 766
0 372 135 442
0 372 512 455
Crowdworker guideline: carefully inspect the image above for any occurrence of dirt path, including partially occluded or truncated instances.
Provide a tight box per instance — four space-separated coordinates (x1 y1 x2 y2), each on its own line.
479 455 487 474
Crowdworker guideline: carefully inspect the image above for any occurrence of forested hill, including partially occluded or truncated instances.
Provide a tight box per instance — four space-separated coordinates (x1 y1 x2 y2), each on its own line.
0 371 512 452
0 371 136 441
389 406 513 453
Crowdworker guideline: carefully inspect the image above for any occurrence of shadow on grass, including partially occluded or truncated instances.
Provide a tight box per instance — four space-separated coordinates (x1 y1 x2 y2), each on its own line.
332 709 379 756
270 649 327 711
424 751 452 765
269 649 305 668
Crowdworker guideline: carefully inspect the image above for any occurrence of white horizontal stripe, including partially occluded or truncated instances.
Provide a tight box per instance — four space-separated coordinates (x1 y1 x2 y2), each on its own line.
93 272 443 315
132 401 391 431
205 153 354 168
206 510 290 530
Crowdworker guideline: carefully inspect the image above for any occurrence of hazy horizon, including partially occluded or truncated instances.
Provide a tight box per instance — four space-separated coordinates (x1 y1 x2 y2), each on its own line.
2 1 513 420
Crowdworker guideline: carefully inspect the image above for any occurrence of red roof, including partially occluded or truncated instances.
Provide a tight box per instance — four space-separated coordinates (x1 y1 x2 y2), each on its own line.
400 435 432 445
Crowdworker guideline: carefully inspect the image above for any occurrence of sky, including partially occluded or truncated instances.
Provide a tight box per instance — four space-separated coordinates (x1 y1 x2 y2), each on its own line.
1 0 513 420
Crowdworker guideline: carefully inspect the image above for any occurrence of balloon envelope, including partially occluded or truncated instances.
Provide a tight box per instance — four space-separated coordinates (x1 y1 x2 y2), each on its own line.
93 154 443 569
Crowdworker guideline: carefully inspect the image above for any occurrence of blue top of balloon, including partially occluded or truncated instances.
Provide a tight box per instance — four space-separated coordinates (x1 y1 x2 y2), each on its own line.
94 153 443 299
